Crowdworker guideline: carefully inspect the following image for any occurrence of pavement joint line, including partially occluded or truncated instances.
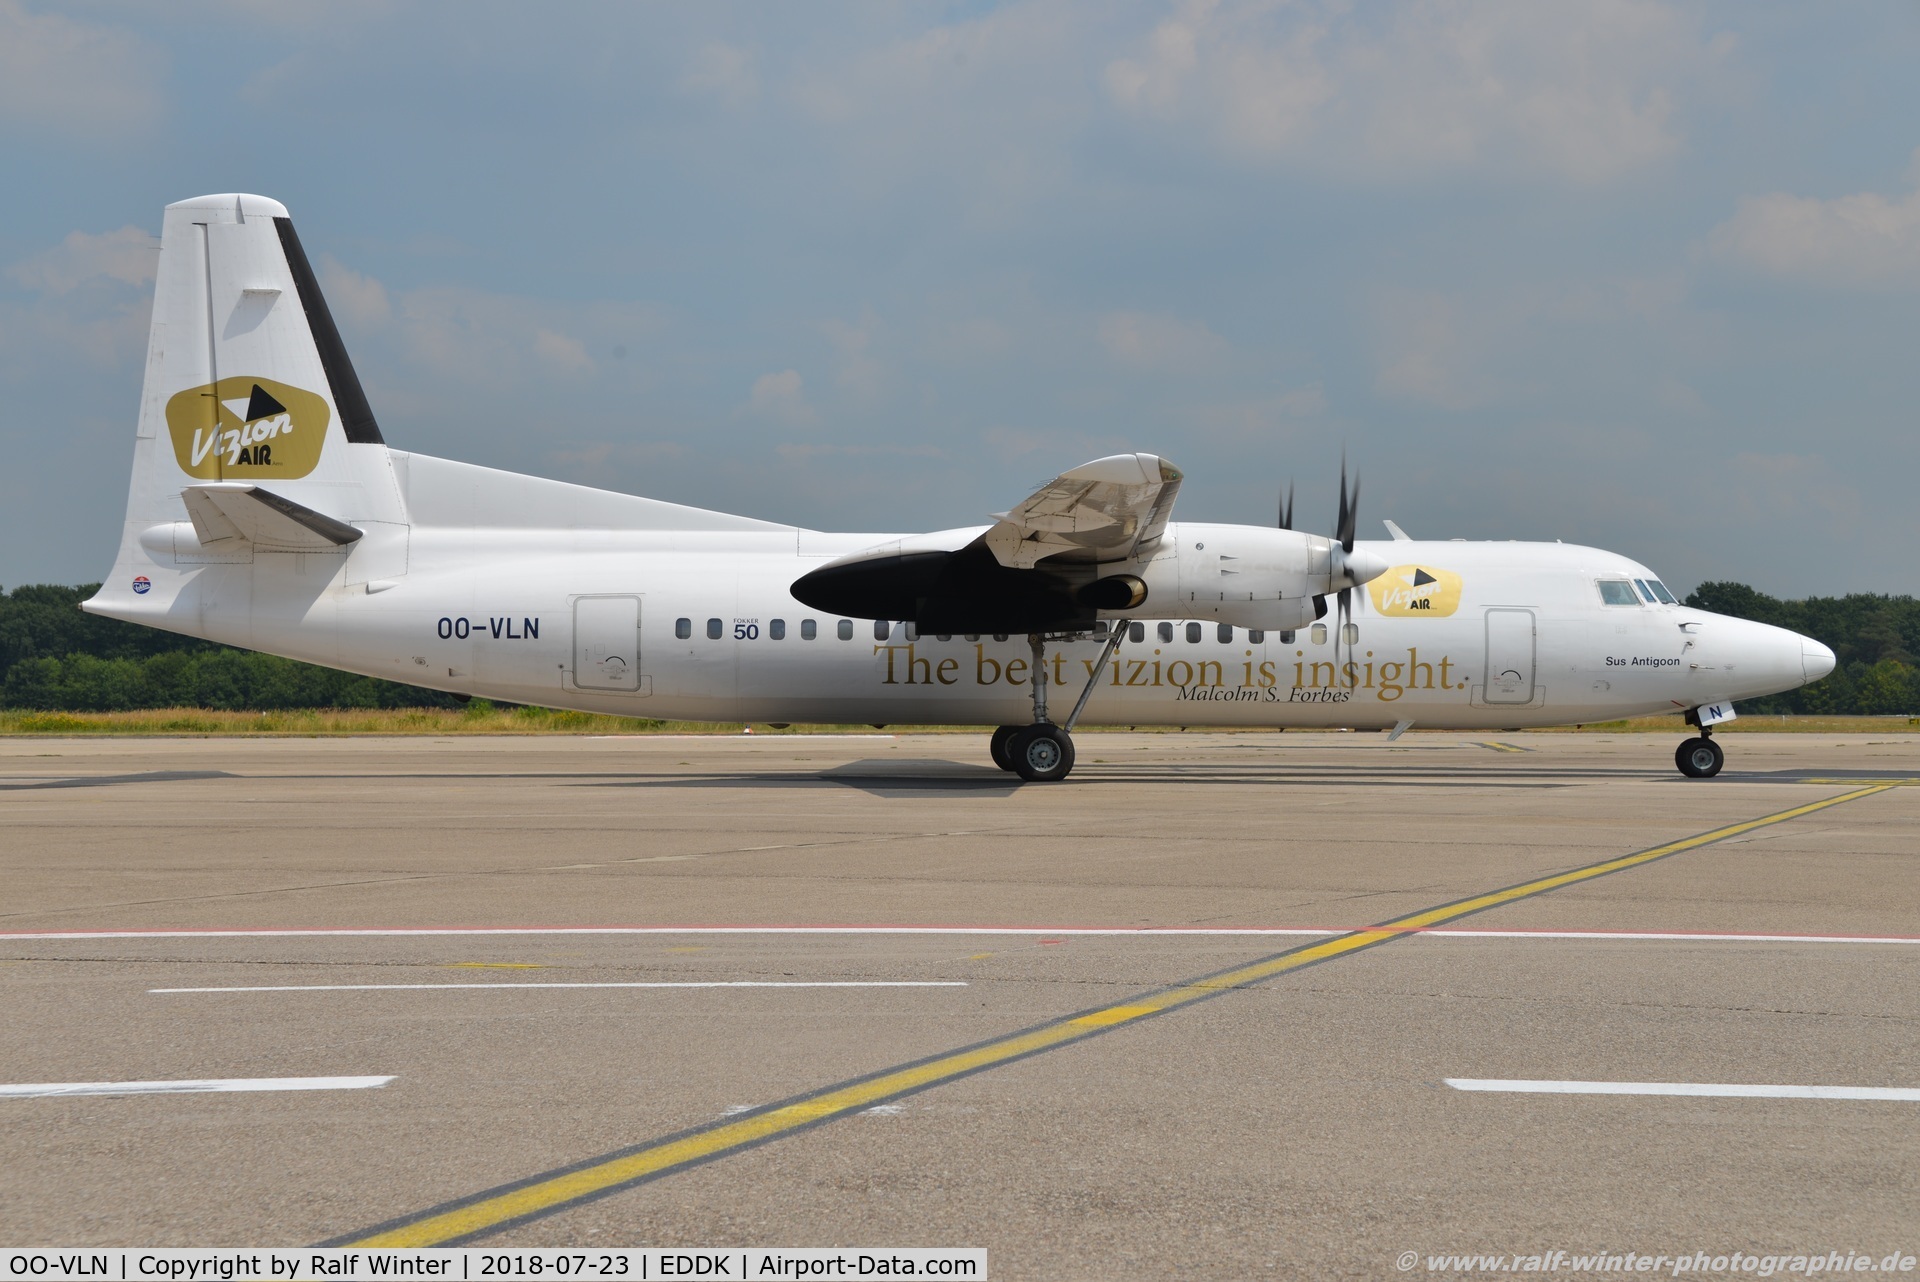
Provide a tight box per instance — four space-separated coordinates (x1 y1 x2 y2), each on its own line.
327 782 1896 1248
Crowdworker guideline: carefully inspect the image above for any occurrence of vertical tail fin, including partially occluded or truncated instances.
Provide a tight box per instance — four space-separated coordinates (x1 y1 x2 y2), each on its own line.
88 193 407 629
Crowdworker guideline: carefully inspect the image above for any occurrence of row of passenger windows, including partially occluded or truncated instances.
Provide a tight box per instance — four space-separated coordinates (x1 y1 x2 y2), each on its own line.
673 618 1330 645
1598 577 1678 607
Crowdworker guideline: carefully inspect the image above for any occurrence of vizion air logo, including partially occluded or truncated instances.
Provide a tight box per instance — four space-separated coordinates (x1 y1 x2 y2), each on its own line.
1367 564 1464 617
165 376 330 480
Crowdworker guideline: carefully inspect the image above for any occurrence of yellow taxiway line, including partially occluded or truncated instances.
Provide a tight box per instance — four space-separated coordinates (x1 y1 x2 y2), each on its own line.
336 783 1894 1247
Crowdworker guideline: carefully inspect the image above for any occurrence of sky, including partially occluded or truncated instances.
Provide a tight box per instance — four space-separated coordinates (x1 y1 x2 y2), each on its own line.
3 0 1918 599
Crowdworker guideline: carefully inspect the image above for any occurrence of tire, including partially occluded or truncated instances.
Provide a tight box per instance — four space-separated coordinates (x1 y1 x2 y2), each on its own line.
1011 723 1076 782
989 725 1021 772
1675 736 1724 778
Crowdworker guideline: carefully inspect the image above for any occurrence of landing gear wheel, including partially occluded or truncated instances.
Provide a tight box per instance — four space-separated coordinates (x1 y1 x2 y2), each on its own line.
989 725 1022 773
1676 736 1724 778
1011 723 1076 782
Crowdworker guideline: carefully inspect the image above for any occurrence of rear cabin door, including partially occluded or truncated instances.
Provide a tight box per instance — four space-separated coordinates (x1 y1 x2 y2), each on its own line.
573 595 642 692
1483 608 1536 704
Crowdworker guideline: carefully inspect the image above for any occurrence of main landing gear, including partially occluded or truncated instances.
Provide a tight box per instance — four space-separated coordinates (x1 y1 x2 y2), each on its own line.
989 624 1130 782
1675 727 1725 778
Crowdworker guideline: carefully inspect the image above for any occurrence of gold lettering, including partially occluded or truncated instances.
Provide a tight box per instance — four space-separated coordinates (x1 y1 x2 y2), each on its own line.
1378 661 1404 702
974 644 1001 686
936 657 958 685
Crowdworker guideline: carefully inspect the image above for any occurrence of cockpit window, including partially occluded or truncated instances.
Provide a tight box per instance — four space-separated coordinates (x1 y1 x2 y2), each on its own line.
1648 580 1677 605
1597 579 1640 606
1633 579 1657 604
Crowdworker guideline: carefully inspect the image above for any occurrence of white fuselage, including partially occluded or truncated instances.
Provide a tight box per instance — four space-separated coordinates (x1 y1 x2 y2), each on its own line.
101 486 1817 731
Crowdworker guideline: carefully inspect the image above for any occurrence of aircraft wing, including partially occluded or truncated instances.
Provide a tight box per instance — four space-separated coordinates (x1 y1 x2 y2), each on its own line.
980 453 1182 569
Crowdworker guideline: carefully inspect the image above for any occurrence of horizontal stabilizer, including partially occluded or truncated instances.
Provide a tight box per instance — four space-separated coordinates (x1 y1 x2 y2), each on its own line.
181 483 362 551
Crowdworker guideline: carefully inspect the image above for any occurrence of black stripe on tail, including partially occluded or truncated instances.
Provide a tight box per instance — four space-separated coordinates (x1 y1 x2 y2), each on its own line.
273 217 384 445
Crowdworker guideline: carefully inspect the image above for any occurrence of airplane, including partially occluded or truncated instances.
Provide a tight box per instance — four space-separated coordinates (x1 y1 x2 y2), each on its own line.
82 193 1837 782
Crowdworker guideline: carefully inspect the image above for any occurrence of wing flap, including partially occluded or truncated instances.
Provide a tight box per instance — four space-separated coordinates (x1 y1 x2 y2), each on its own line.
981 453 1182 568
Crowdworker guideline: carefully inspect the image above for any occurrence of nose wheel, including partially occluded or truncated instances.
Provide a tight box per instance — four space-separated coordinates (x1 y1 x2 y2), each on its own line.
1675 733 1724 778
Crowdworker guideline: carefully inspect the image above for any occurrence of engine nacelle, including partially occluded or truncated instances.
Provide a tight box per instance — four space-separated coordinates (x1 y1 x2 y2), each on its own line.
1116 523 1384 630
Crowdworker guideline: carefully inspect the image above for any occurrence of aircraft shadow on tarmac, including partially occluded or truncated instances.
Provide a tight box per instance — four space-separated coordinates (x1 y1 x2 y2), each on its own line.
578 759 1614 794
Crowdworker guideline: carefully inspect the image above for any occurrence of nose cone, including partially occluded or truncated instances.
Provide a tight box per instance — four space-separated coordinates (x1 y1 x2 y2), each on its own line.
1802 637 1836 683
1339 545 1389 588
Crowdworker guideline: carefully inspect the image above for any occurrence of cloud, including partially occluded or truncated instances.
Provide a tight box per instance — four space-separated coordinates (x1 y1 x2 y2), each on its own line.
1104 0 1717 184
316 257 653 391
682 42 758 107
747 368 816 426
1708 161 1920 289
8 226 158 295
0 1 166 138
533 328 593 373
315 259 392 328
824 316 881 397
1097 310 1230 372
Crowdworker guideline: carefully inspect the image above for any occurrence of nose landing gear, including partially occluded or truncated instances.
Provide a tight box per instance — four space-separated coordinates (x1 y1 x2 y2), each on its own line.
1675 729 1724 778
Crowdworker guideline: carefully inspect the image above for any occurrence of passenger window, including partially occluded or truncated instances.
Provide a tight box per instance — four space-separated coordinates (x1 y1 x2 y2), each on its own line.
1217 623 1233 644
1598 580 1639 606
936 633 952 642
801 619 817 640
1341 622 1359 646
769 619 785 640
1278 630 1294 644
837 619 853 641
1186 622 1202 644
1310 623 1327 646
1157 622 1174 643
993 633 1009 643
964 633 980 642
904 623 918 642
874 620 890 641
1648 580 1677 605
1092 620 1110 637
1129 623 1145 643
1249 630 1265 643
706 618 723 640
675 618 691 640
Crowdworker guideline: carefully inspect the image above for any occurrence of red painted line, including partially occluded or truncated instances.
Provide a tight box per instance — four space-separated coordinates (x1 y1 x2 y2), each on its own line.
1 925 1916 944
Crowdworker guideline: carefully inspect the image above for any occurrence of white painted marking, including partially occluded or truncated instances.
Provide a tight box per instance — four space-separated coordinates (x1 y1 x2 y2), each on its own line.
587 734 897 740
151 981 969 993
1446 1078 1920 1101
0 1075 393 1099
9 926 1918 944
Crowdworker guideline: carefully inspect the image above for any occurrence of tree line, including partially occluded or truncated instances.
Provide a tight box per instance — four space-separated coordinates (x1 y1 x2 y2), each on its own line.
0 584 461 711
1 580 1915 715
1683 582 1918 715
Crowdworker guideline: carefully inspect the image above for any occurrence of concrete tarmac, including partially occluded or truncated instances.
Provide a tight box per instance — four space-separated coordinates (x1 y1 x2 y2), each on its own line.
1 731 1916 1277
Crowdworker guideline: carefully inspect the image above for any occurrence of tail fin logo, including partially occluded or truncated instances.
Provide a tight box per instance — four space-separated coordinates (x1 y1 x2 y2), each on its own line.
1367 564 1463 617
165 376 330 480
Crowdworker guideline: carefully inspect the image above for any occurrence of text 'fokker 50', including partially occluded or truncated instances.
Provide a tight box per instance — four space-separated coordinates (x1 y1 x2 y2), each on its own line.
85 194 1836 781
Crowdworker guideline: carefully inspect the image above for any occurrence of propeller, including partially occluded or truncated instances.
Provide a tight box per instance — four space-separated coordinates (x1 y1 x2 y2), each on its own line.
1332 458 1361 682
1277 481 1295 532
